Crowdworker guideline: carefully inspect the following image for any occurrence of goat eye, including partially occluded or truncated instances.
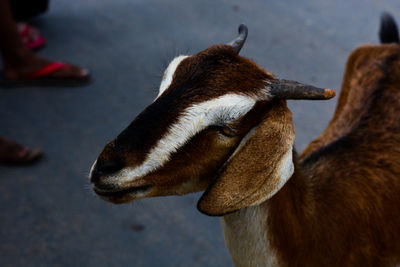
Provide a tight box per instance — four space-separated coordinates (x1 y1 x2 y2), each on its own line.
218 126 237 137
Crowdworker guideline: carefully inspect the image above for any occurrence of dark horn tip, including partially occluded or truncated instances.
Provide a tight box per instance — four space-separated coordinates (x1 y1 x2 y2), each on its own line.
238 24 248 34
379 12 399 44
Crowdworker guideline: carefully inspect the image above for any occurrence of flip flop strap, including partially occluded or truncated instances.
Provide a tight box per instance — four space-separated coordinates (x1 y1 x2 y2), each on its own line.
26 62 68 79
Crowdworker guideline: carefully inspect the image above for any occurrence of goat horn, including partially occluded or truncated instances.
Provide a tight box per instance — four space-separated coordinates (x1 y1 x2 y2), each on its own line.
269 79 336 100
228 24 248 54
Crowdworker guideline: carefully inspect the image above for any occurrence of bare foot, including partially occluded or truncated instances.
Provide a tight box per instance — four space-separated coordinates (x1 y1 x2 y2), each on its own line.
0 136 42 165
3 52 89 81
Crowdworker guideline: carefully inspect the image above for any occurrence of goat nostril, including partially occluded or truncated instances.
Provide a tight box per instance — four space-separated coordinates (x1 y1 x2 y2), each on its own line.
96 160 125 176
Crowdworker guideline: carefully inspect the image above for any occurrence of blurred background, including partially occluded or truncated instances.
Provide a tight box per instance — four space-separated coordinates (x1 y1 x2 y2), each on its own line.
1 0 399 266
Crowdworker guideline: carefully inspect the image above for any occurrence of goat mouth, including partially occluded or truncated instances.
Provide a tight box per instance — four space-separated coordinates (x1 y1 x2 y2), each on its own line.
93 185 152 199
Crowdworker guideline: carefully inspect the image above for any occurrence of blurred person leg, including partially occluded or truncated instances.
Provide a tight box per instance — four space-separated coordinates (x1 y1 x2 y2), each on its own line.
11 0 47 50
17 22 45 50
0 0 90 86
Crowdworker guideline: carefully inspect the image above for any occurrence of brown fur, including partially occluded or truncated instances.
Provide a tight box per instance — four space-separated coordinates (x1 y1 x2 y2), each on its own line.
268 44 400 266
198 100 295 215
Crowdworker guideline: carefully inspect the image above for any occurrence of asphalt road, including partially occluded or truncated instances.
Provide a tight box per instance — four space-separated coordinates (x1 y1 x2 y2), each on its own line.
1 0 400 266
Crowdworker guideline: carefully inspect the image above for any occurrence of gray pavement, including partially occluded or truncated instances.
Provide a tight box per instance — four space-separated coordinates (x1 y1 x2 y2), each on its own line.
1 0 400 266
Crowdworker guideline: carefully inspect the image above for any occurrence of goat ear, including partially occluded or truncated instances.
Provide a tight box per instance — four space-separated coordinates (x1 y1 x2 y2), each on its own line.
197 101 295 216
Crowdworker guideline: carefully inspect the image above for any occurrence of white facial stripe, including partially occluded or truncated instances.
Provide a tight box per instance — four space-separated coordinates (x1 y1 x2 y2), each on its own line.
157 55 189 99
117 93 258 182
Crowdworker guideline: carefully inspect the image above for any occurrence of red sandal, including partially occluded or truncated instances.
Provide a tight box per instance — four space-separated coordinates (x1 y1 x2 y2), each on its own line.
0 62 91 87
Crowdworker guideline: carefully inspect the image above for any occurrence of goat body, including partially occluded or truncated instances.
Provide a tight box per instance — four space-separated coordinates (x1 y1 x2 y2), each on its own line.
293 43 400 266
221 43 400 267
222 42 400 267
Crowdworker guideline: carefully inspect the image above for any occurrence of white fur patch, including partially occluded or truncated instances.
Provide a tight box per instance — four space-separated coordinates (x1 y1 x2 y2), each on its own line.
157 55 189 99
221 205 279 266
277 146 294 189
114 93 257 183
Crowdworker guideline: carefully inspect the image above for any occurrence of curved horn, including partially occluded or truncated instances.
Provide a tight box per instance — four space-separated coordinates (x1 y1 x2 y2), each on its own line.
269 79 336 100
228 24 248 54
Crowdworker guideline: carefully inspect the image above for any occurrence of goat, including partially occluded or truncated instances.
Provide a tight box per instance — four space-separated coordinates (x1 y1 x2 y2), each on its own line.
90 13 400 266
